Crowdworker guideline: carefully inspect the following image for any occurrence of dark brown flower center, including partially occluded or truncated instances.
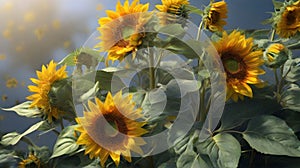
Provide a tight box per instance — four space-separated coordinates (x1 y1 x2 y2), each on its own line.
286 10 297 26
85 109 129 150
221 53 247 80
210 11 220 24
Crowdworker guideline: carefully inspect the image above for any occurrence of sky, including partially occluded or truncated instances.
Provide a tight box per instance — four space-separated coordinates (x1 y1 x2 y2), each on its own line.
0 0 276 147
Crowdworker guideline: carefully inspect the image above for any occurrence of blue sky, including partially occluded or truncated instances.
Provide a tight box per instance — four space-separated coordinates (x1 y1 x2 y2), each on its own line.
0 0 276 147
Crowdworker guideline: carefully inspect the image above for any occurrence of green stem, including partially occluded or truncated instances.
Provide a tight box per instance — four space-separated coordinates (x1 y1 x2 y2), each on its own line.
249 150 256 168
270 29 276 41
274 69 279 89
196 20 204 41
21 136 36 147
148 47 156 90
60 119 65 130
199 80 207 122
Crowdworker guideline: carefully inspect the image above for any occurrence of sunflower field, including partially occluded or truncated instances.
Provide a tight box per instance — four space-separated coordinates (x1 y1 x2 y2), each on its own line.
1 0 300 168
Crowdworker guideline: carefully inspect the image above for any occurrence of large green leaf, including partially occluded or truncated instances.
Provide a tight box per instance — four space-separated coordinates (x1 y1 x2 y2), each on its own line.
283 58 300 83
0 149 18 167
1 101 43 118
58 47 104 66
220 98 280 130
198 133 241 168
1 121 45 146
281 85 300 112
51 125 79 159
243 115 300 157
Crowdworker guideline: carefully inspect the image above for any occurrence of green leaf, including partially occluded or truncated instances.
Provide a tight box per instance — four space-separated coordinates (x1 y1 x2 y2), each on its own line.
277 110 300 133
0 149 18 166
186 5 204 15
58 47 104 66
198 133 241 168
243 115 300 157
95 69 126 91
220 98 280 130
281 85 300 112
158 24 186 37
51 125 79 159
272 0 284 10
79 81 99 102
1 101 43 118
244 29 271 39
283 58 300 83
1 121 45 146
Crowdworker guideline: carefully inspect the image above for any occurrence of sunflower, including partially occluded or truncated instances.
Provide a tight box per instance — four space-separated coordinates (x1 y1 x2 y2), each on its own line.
75 91 148 167
204 0 228 32
213 31 265 102
27 61 67 123
18 154 41 168
264 43 289 68
96 0 149 65
156 0 190 25
275 1 300 38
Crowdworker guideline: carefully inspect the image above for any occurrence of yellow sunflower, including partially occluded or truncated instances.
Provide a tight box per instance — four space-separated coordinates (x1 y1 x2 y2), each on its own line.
204 0 228 32
264 43 289 68
27 60 67 123
276 1 300 38
155 0 190 25
96 0 149 65
75 91 148 167
18 154 41 168
213 31 265 102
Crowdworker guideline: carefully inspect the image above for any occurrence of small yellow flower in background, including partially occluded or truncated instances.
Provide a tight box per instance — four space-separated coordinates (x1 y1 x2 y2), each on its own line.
2 94 8 101
52 20 61 30
75 91 148 167
6 78 18 88
156 0 190 24
214 30 265 102
0 54 6 60
34 26 48 41
264 43 289 68
96 0 149 65
96 4 103 11
2 2 13 12
63 41 71 49
15 45 24 52
275 1 300 38
2 29 12 39
27 61 68 123
24 11 36 23
18 154 41 168
204 0 228 32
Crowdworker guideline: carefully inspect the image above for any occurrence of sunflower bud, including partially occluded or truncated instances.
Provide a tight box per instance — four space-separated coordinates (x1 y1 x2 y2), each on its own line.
48 78 76 121
264 43 289 68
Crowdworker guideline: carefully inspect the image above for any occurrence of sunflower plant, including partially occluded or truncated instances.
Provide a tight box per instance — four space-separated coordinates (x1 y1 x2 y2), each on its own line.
1 0 300 168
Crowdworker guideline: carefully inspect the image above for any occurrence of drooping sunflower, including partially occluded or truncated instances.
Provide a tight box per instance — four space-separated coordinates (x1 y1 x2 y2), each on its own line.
27 61 67 123
75 91 148 167
275 1 300 38
264 43 289 68
156 0 190 25
96 0 149 65
213 31 265 102
18 154 41 168
204 0 228 32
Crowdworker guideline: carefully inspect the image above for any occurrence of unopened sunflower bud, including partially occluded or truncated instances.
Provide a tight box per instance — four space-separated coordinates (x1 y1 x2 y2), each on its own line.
263 43 289 68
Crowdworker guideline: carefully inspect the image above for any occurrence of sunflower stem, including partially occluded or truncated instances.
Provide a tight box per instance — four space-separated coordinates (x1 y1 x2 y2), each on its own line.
60 119 65 130
270 29 276 41
199 80 207 122
274 69 279 91
21 136 36 147
148 47 156 90
196 20 204 41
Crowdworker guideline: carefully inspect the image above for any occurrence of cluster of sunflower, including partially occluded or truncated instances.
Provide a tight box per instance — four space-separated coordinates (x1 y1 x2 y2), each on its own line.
1 0 300 168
